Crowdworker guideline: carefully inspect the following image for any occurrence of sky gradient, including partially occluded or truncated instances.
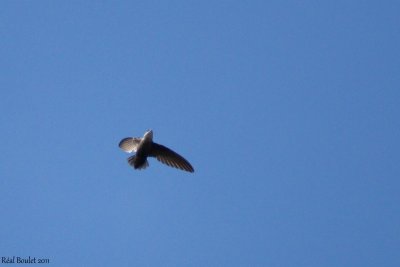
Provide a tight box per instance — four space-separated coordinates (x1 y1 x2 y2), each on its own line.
1 1 399 266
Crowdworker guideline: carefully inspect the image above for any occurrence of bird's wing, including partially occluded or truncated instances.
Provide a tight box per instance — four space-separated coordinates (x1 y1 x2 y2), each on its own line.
150 143 194 173
119 137 142 153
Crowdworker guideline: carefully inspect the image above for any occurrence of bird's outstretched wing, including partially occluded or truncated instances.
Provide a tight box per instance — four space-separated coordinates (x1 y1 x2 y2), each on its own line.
150 143 194 173
119 137 141 153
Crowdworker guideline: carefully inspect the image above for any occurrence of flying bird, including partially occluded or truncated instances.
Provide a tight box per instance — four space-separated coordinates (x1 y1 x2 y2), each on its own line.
119 130 194 173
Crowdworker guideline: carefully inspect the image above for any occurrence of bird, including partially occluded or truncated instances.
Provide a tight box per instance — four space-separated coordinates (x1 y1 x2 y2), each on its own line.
118 130 194 173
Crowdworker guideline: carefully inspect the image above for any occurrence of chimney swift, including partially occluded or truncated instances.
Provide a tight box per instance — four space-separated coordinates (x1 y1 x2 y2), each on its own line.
119 130 194 173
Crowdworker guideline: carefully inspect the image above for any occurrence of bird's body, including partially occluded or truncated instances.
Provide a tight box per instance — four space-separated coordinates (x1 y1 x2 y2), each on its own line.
119 130 194 173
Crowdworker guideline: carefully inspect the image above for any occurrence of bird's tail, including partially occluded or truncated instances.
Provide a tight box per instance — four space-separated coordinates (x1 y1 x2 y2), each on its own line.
127 155 149 170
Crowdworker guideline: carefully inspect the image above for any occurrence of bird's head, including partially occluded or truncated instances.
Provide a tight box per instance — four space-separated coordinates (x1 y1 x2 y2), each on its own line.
143 129 153 141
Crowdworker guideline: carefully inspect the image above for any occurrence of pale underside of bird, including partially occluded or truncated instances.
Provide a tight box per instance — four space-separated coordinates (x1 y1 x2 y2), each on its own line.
119 130 194 173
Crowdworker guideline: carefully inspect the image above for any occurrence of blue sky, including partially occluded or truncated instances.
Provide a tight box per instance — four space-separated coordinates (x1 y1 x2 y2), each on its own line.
1 1 399 266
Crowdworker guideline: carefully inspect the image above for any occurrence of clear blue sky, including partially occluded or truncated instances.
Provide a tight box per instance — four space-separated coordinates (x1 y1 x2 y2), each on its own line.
1 1 399 266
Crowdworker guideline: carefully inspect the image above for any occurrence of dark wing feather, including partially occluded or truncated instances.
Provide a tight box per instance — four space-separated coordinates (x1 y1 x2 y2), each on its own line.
150 143 194 173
